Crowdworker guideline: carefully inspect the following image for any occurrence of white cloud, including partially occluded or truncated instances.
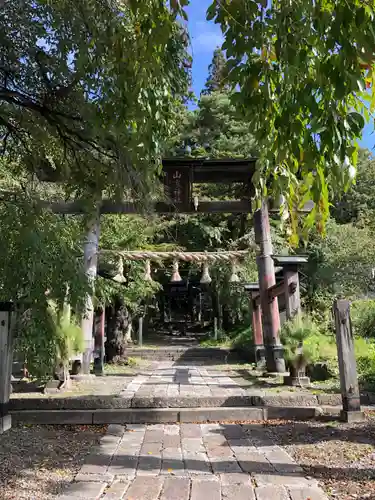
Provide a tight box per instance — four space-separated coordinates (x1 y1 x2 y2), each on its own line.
192 30 224 53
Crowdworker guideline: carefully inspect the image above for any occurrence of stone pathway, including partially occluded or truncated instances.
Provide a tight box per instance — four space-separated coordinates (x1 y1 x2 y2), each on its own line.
114 362 320 409
58 423 328 499
121 363 249 401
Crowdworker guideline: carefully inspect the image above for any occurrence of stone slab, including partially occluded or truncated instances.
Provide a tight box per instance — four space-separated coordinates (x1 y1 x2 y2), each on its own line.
265 406 318 420
108 456 138 476
11 410 93 424
75 473 114 483
222 483 256 500
191 478 221 500
236 452 275 474
255 485 289 500
160 477 190 500
219 473 251 485
340 410 365 423
107 424 126 436
92 409 179 424
288 486 329 500
101 479 130 500
179 407 264 423
254 474 316 487
58 481 107 499
123 476 164 500
257 393 318 407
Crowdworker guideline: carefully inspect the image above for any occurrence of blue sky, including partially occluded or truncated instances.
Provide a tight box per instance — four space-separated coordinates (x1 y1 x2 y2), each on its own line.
186 0 374 152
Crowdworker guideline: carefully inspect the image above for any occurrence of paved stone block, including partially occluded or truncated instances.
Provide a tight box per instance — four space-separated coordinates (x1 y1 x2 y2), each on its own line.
237 452 275 474
206 445 234 458
163 452 183 464
163 434 181 448
107 456 138 476
210 458 242 474
161 458 185 475
288 486 329 500
137 455 161 475
75 473 114 483
164 424 180 435
181 424 203 438
102 480 130 499
140 442 162 455
144 429 164 442
255 485 289 500
184 453 211 475
182 438 205 453
228 439 255 453
220 473 251 485
222 425 246 440
160 477 190 500
265 406 318 420
124 476 164 500
191 478 221 500
222 484 256 500
79 454 111 475
58 481 107 499
125 424 146 432
100 435 122 446
201 423 223 435
263 448 304 475
107 424 126 437
203 435 227 446
254 474 316 487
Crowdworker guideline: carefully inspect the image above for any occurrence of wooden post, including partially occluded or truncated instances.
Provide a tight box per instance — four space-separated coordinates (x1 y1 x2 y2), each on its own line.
213 317 218 340
138 316 143 347
81 210 100 375
0 303 13 433
333 299 364 422
251 297 265 369
254 200 285 373
283 266 301 319
94 307 105 376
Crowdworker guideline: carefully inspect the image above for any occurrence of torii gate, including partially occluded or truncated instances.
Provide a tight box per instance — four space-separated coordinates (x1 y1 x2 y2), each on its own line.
1 158 311 433
57 157 290 375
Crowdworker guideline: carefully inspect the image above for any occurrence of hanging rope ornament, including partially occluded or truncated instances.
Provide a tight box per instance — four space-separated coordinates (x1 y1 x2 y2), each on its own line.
200 261 212 284
143 259 152 282
229 259 240 283
170 259 182 283
113 256 126 283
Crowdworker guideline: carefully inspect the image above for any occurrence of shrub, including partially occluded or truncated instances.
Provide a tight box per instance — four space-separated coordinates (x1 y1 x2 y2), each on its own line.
351 299 375 338
280 314 337 374
231 326 253 360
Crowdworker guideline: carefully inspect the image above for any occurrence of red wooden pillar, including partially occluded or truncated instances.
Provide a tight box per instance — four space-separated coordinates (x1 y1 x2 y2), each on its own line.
251 295 265 368
254 200 285 373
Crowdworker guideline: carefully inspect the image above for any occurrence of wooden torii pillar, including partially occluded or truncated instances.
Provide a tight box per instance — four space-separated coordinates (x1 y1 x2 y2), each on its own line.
253 200 285 373
272 255 307 319
244 283 265 369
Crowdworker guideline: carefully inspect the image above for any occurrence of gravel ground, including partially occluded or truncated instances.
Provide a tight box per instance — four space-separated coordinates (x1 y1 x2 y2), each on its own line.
265 412 375 499
0 424 106 500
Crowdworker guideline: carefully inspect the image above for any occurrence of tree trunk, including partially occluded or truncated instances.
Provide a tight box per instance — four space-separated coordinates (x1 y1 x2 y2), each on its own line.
105 297 130 363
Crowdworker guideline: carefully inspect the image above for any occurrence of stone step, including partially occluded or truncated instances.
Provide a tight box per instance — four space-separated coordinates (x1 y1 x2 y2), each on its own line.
9 392 321 411
10 405 321 425
126 347 233 362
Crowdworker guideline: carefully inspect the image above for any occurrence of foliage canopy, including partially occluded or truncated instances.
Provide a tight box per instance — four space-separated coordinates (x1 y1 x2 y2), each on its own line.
208 0 375 238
